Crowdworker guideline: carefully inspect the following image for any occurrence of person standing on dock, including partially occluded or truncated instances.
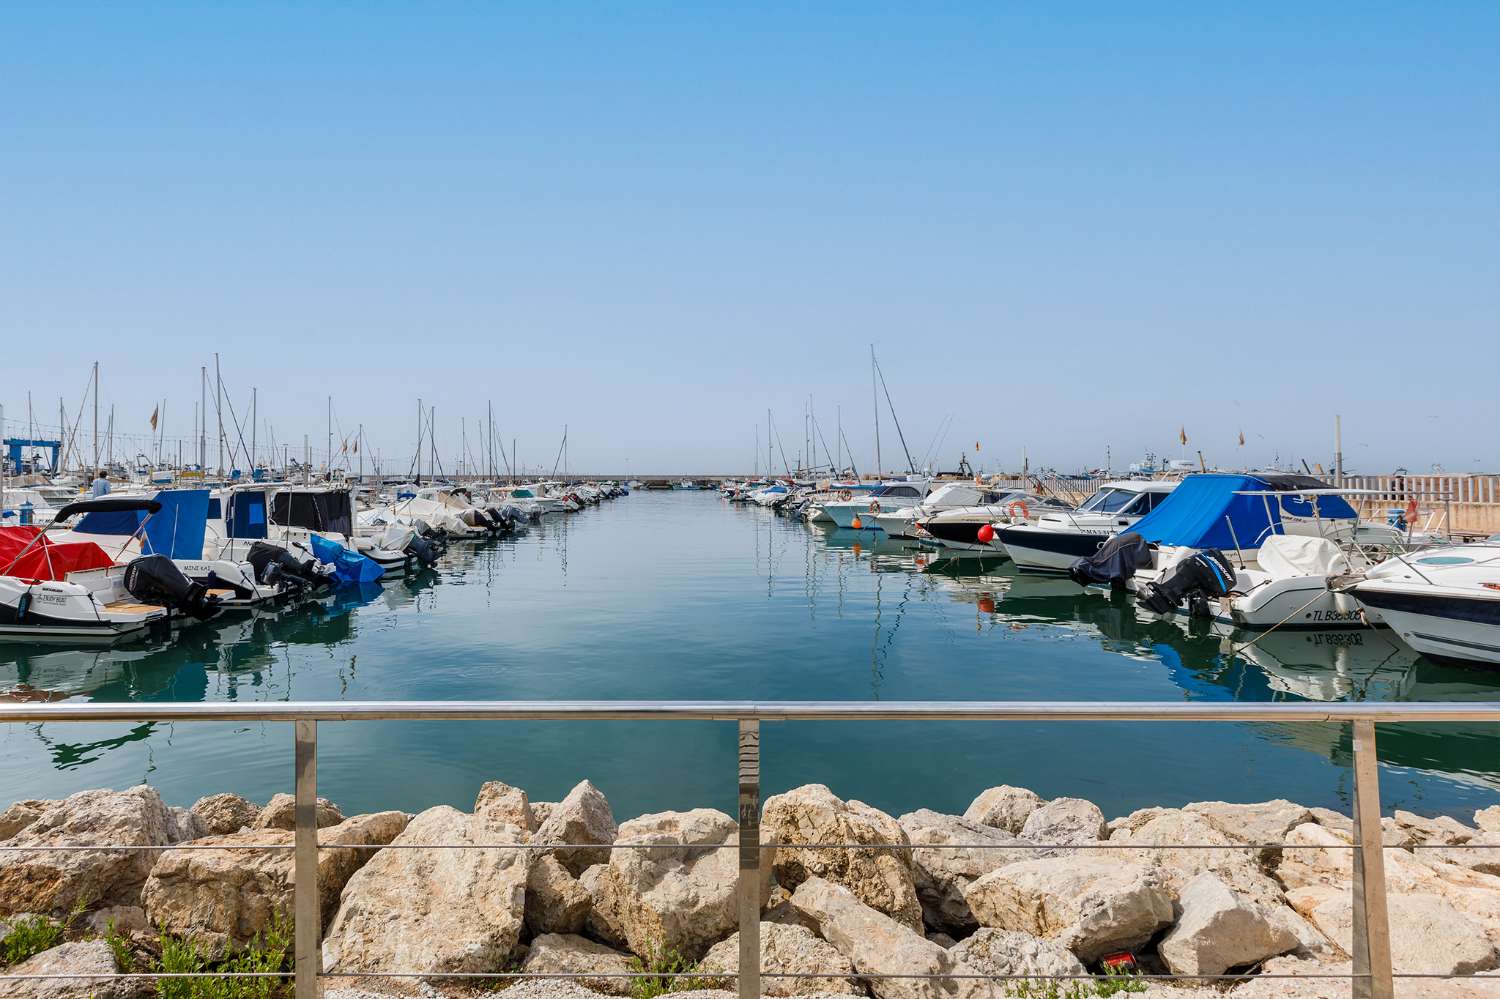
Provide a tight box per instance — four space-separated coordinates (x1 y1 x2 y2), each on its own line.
91 470 111 498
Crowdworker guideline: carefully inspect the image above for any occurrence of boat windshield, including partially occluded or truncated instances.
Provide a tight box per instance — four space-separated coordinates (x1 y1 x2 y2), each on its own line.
1076 488 1136 514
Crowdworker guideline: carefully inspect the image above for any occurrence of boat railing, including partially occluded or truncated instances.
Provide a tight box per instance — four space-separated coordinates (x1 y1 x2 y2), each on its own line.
5 699 1497 999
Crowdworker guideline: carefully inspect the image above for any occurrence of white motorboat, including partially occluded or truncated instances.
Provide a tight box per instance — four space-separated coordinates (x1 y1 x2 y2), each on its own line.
870 482 1008 539
998 480 1177 572
1348 540 1500 665
916 490 1070 555
820 480 932 529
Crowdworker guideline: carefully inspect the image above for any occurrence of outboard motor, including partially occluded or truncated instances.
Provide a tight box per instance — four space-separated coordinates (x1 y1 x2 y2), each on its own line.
1138 549 1237 618
123 555 221 620
245 541 334 594
405 532 442 569
1068 533 1152 590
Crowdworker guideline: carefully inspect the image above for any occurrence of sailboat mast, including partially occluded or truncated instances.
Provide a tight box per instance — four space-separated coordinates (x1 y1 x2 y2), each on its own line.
91 361 99 471
871 345 881 478
215 353 224 477
251 388 257 473
199 366 206 471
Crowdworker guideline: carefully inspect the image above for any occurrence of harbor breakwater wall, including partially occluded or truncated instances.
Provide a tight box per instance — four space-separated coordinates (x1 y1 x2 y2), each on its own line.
4 780 1500 998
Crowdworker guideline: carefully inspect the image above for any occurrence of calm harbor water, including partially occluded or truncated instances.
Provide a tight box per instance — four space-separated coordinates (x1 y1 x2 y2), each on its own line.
2 491 1498 822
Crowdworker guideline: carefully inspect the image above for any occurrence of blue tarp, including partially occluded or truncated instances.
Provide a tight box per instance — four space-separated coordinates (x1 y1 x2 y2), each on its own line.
308 533 385 586
75 489 210 559
1123 474 1352 551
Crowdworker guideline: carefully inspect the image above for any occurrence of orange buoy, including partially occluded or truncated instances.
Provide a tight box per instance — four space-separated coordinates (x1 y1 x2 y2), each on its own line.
978 595 995 614
851 516 863 530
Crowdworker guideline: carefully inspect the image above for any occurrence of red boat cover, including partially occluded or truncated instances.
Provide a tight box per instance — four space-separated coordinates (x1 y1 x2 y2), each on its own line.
0 527 116 582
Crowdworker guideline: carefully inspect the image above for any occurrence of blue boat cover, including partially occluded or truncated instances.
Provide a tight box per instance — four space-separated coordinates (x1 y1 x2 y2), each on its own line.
226 490 269 540
1123 474 1354 551
75 489 210 559
308 533 385 586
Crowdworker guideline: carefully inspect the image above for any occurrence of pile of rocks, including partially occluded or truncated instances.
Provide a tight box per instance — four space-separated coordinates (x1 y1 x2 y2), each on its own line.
5 781 1500 999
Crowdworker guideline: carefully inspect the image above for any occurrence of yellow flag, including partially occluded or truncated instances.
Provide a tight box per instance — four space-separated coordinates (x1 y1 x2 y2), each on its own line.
1179 426 1188 446
149 405 159 431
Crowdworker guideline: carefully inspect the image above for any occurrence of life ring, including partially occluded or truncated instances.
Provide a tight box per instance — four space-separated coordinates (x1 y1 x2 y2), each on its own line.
1006 500 1030 521
839 489 853 501
868 499 882 514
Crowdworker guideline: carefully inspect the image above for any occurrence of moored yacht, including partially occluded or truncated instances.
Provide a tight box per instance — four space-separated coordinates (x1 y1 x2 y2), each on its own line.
820 479 932 529
1347 540 1500 665
870 482 1008 539
999 480 1177 573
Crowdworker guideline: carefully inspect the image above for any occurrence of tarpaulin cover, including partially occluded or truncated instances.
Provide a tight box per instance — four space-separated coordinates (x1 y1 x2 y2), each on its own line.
0 526 115 581
74 489 211 559
273 491 354 537
308 533 384 587
1122 474 1350 551
226 490 269 540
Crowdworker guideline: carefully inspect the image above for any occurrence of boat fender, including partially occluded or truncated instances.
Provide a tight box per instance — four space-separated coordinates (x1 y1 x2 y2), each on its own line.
15 590 30 622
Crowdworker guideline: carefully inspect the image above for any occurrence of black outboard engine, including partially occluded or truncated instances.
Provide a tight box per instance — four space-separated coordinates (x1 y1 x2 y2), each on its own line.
246 541 333 594
124 555 221 620
404 533 442 569
1068 533 1152 590
1138 549 1237 618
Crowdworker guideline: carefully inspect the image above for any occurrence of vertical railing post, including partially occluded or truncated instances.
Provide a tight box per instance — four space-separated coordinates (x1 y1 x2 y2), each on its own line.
1350 720 1394 999
294 719 323 999
737 720 761 999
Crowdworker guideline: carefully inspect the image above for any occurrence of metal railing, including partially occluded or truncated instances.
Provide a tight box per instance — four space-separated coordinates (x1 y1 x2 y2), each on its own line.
5 700 1500 999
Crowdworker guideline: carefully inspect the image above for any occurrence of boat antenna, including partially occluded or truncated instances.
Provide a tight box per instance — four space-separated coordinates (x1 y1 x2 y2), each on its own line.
873 352 916 474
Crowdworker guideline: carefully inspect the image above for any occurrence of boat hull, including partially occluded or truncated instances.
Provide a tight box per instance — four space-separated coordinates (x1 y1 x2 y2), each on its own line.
1352 584 1500 665
997 526 1112 573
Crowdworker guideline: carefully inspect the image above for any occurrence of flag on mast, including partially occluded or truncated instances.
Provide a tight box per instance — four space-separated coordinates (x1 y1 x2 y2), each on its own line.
1237 429 1246 447
1178 426 1188 446
149 406 159 431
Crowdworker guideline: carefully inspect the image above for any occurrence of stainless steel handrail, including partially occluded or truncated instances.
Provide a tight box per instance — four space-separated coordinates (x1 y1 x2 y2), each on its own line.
6 700 1495 999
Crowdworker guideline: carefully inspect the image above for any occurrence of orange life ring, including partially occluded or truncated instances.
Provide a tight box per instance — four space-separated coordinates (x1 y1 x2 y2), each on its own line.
1006 500 1030 521
839 489 853 501
868 499 882 514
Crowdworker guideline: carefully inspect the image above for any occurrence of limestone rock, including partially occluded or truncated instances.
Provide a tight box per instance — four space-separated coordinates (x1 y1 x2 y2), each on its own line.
790 876 990 999
1184 799 1315 862
1018 798 1107 846
1158 873 1299 977
896 809 1028 934
0 939 135 999
168 807 207 844
525 854 591 936
963 855 1174 962
1477 806 1500 835
322 806 531 978
582 808 752 961
189 794 259 836
143 810 408 948
535 780 616 875
700 922 861 996
0 801 54 842
1391 809 1476 846
1111 810 1285 908
83 904 148 938
948 927 1085 984
521 933 634 995
1107 807 1176 837
531 802 557 828
252 793 344 830
962 787 1041 835
0 786 173 916
762 784 922 933
1288 886 1499 976
926 931 956 949
475 781 535 834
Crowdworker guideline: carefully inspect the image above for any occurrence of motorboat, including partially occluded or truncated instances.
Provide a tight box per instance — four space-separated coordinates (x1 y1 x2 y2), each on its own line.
916 490 1070 555
870 482 1009 539
0 497 224 642
819 480 932 529
1347 540 1500 665
998 480 1177 572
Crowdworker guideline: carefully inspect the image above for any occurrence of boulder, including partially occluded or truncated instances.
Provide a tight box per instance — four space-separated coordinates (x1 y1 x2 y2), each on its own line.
762 784 922 933
1107 807 1177 837
1390 809 1476 846
1477 806 1500 835
0 801 54 842
83 905 148 938
896 809 1028 934
1018 798 1107 845
948 927 1085 984
525 854 591 936
1287 885 1499 976
475 781 536 834
583 808 754 960
521 933 635 995
699 922 862 996
1183 800 1315 862
926 931 956 949
531 802 558 828
322 806 531 978
790 876 990 999
252 793 344 830
1157 873 1299 977
962 787 1042 835
1111 810 1283 906
167 807 207 844
189 794 259 836
962 855 1174 962
0 939 135 999
535 780 616 875
142 810 408 948
0 786 173 916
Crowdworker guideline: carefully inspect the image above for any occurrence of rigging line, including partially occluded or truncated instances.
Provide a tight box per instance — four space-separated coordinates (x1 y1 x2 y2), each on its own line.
838 424 860 480
812 413 838 472
873 354 916 473
549 428 568 479
218 387 254 472
918 413 952 473
770 413 792 477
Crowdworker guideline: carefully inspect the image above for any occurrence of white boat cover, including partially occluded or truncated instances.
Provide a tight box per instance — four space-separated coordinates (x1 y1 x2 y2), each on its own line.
1257 535 1349 580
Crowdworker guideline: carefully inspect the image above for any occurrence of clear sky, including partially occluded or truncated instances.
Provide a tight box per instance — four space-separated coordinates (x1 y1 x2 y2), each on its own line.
3 3 1497 476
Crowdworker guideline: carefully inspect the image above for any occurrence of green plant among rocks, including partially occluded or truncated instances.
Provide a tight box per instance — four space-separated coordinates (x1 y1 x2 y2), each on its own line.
626 941 716 999
0 897 89 968
156 912 291 999
1005 969 1147 999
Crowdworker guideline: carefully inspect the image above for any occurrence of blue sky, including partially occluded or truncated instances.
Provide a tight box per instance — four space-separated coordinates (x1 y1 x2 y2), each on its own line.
2 3 1496 475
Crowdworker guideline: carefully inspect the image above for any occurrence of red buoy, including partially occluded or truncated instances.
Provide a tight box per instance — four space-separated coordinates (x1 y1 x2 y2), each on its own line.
851 517 863 530
976 523 995 544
